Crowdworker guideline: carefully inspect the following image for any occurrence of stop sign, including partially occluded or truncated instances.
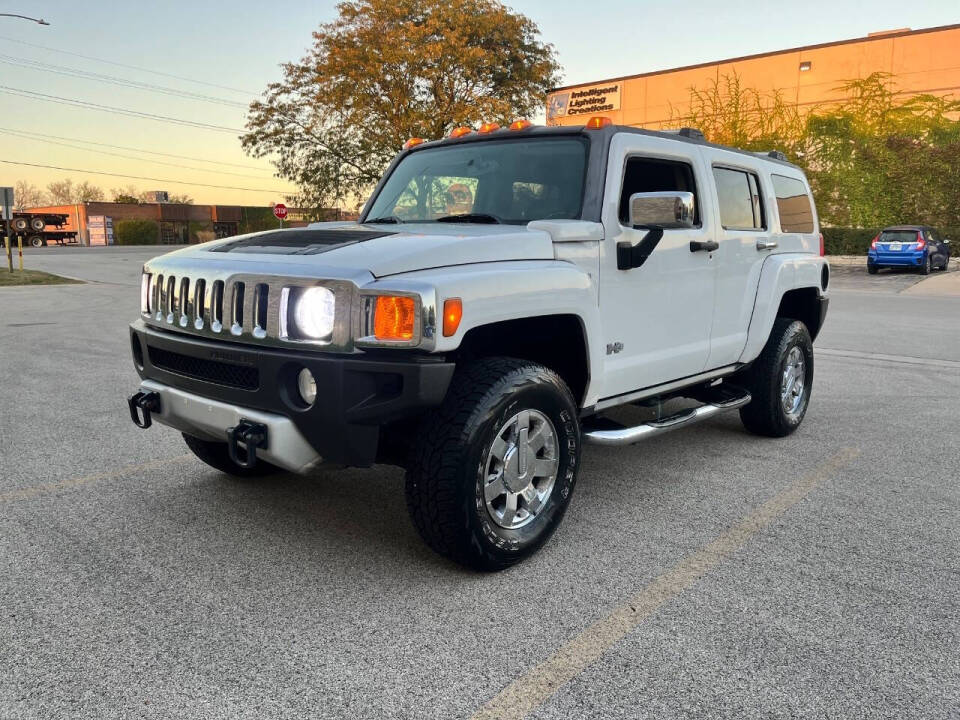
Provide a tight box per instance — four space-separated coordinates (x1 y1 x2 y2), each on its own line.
273 203 288 220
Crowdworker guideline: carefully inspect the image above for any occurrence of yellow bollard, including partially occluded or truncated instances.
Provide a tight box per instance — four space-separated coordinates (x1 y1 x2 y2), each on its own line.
17 235 22 272
4 235 11 273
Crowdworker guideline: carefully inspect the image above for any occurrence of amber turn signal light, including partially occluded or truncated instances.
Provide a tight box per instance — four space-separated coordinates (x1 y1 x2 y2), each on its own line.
449 126 473 138
403 137 425 150
509 119 532 131
374 295 416 341
478 122 500 134
584 116 612 130
442 298 462 337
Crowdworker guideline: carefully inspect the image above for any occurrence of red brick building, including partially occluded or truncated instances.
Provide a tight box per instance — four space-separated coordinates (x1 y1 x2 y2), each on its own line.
26 201 351 245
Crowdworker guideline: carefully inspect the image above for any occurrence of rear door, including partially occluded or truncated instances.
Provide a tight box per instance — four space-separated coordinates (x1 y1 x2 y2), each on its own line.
699 150 772 368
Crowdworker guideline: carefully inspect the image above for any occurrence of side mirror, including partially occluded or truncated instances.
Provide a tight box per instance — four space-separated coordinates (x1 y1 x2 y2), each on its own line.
628 191 695 229
944 239 951 244
618 191 695 270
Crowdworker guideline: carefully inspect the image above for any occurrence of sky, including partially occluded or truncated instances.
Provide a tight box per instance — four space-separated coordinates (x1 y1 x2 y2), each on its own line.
0 0 957 207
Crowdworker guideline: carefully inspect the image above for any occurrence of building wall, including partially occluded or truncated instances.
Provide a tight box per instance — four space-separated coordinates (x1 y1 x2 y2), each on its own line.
546 24 960 129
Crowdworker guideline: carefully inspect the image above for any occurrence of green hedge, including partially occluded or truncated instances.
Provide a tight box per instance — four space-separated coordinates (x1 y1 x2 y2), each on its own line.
823 227 960 255
113 219 159 245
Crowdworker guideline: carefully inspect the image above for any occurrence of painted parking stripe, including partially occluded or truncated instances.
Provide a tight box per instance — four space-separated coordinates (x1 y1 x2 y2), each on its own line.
471 447 861 720
0 455 193 504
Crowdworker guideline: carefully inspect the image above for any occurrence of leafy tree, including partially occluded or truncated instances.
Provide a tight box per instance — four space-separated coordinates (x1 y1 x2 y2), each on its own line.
168 193 194 204
75 181 105 203
112 184 143 203
243 0 561 210
12 180 47 211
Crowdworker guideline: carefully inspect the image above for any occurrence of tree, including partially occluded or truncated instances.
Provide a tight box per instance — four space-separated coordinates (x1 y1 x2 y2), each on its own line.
12 180 47 211
168 193 194 204
46 179 105 204
112 184 143 204
243 0 561 210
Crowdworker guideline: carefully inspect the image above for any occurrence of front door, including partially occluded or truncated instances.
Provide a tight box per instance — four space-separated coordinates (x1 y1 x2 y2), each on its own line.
598 135 717 400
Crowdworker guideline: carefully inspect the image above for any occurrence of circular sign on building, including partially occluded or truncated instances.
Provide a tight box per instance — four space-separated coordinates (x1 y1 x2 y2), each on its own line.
273 203 288 221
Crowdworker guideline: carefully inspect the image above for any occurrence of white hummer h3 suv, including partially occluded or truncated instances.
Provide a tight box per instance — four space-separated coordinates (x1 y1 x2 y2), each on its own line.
128 119 829 570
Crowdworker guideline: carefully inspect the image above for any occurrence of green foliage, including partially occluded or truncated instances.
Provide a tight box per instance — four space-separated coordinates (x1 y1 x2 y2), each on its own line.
243 0 561 211
672 72 960 230
114 219 159 245
188 221 215 243
238 207 282 235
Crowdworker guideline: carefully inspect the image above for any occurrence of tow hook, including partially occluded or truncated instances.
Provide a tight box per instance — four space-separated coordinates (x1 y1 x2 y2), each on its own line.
226 420 268 469
128 390 161 429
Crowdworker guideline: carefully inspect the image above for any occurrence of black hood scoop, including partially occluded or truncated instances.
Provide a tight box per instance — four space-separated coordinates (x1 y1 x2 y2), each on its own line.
209 229 396 255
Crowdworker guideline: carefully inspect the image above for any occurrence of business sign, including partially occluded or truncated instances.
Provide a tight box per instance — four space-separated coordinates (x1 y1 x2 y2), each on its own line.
547 82 621 124
1 186 13 220
87 215 114 246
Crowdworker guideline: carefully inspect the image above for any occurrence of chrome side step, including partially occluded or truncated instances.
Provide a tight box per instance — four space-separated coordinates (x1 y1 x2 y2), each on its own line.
583 391 751 447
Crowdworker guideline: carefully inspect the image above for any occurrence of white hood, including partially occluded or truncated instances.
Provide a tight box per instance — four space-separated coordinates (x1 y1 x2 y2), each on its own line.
166 223 556 278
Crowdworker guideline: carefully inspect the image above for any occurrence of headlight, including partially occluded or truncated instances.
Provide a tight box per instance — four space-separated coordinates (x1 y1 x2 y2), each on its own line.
282 286 336 341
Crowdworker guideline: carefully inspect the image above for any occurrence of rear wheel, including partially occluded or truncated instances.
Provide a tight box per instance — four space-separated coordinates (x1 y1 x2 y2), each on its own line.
405 357 581 571
28 235 44 248
867 264 878 275
738 318 814 438
182 432 282 478
921 255 931 275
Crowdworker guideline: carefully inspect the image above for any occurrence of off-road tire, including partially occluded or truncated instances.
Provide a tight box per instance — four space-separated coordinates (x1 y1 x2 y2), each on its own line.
182 432 282 478
867 264 878 275
738 318 814 438
405 357 581 571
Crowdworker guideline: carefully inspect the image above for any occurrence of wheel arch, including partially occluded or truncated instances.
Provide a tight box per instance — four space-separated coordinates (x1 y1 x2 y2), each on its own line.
452 314 591 406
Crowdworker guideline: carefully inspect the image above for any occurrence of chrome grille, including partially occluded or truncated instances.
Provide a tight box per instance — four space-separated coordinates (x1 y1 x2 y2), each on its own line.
141 263 358 352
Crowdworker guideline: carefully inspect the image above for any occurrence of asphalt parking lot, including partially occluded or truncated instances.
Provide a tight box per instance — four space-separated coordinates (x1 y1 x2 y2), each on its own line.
2 247 959 719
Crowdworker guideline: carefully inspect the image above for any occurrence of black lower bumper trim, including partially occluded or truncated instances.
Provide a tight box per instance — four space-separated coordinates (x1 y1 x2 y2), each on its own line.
130 320 455 466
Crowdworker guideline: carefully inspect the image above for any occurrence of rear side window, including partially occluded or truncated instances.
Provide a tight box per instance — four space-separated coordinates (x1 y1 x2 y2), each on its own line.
771 174 815 233
712 167 764 230
619 157 699 225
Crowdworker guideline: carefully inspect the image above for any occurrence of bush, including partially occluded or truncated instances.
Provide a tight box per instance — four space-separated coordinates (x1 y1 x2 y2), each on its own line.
113 219 159 245
822 226 960 255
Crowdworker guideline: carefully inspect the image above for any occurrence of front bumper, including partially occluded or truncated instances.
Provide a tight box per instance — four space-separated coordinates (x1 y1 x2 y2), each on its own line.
129 320 455 468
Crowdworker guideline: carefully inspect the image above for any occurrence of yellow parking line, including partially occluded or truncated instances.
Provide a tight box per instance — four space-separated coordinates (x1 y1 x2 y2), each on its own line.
0 454 193 504
472 447 861 720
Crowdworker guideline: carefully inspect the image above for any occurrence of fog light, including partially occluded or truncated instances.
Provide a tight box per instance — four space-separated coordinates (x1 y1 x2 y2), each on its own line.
297 368 317 406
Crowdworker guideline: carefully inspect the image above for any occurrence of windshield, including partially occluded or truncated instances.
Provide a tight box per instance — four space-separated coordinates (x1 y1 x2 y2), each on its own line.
365 137 588 225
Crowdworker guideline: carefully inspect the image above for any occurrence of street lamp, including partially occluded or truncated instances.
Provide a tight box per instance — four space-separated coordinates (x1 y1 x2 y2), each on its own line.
0 13 49 25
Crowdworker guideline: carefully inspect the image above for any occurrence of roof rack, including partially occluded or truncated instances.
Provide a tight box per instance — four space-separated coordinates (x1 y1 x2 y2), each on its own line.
660 127 705 140
757 150 789 161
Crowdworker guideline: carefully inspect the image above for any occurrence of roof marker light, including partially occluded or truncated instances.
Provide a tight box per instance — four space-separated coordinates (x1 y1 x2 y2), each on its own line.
478 122 501 134
509 119 532 131
403 137 425 150
584 116 612 130
449 126 473 139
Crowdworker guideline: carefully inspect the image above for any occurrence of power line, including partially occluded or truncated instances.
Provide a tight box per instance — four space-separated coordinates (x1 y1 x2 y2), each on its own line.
0 127 272 170
0 129 279 180
0 34 257 95
0 159 295 194
0 86 244 133
0 55 249 108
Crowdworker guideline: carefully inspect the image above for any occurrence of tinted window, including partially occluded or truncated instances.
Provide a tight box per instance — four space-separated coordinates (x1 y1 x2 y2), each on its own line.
713 167 761 229
366 138 587 225
619 158 698 225
771 174 815 233
879 230 920 243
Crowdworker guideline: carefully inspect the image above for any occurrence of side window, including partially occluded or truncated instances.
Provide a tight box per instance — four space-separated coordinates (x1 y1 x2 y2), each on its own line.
771 174 815 233
712 167 764 230
619 157 699 225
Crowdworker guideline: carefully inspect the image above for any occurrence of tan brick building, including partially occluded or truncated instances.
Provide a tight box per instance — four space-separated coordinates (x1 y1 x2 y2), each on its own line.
546 24 960 128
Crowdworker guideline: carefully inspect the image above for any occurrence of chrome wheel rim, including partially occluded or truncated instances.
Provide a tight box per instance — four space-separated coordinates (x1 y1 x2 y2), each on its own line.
781 346 807 417
483 409 559 529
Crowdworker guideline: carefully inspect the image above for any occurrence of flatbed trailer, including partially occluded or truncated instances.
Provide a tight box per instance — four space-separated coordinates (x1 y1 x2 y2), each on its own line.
6 213 79 247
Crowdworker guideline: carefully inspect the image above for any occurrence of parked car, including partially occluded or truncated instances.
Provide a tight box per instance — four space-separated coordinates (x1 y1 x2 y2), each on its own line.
868 225 951 275
128 119 829 570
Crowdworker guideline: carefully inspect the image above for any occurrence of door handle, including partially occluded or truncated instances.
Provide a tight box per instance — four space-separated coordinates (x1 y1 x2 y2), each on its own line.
689 240 719 253
756 240 778 250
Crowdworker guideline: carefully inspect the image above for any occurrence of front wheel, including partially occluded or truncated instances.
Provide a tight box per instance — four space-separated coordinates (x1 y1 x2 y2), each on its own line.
405 357 581 571
738 318 814 438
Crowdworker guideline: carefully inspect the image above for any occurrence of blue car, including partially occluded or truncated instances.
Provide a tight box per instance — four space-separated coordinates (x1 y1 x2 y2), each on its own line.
868 225 951 275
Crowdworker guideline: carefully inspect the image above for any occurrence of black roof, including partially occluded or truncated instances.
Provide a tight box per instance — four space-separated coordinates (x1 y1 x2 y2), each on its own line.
881 225 933 231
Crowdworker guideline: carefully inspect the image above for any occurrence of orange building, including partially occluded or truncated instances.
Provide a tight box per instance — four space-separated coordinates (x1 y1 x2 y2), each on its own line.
546 24 960 128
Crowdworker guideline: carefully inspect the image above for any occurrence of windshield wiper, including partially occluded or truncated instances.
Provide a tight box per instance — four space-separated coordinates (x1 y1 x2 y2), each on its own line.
434 213 501 224
365 215 403 224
